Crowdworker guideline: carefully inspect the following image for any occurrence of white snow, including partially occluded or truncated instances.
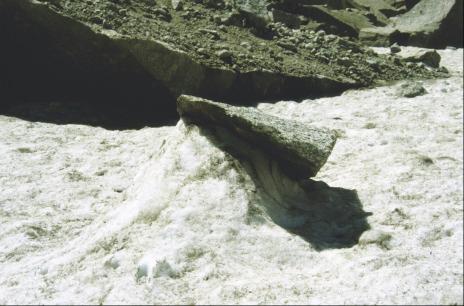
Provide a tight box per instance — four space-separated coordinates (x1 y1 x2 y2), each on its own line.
0 48 462 304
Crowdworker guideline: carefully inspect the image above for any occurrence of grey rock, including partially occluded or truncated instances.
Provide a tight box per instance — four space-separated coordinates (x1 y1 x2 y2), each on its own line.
396 82 427 98
277 40 298 52
171 0 183 10
390 43 401 53
199 28 221 40
348 0 405 19
271 9 301 29
220 10 243 26
402 49 441 68
359 229 392 249
238 7 273 38
359 26 400 47
216 49 233 62
301 5 378 38
203 0 225 8
392 0 463 48
337 57 354 66
177 95 338 179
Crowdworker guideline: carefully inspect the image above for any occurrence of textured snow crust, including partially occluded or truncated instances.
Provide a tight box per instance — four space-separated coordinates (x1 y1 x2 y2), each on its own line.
0 48 462 304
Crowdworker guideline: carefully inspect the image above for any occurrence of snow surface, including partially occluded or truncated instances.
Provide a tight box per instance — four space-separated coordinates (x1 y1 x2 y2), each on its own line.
0 48 462 304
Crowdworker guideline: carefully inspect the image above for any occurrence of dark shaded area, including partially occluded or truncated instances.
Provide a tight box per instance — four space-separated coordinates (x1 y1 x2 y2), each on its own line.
189 120 371 250
292 179 372 250
0 0 178 130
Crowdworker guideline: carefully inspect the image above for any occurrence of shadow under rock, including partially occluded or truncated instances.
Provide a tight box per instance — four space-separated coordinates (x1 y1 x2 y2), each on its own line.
191 120 371 250
0 99 179 130
0 1 179 130
289 180 372 250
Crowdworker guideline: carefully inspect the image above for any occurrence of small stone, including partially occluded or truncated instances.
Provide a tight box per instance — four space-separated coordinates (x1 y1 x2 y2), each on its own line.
216 49 233 63
363 122 376 129
171 0 183 10
277 40 297 52
396 82 427 98
390 43 401 54
89 16 103 25
153 8 172 21
418 155 434 166
366 58 380 70
104 256 120 269
337 57 353 67
152 260 178 278
199 28 220 40
359 229 392 249
196 48 210 58
240 41 252 50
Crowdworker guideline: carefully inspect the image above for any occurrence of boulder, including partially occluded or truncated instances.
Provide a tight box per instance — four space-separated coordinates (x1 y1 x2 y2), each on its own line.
177 95 338 179
399 49 441 68
348 0 406 19
359 26 404 46
271 9 302 29
301 5 378 38
391 0 463 48
276 0 462 48
396 82 427 98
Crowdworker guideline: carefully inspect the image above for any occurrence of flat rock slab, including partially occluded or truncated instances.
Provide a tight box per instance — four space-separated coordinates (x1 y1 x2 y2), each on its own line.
177 95 338 179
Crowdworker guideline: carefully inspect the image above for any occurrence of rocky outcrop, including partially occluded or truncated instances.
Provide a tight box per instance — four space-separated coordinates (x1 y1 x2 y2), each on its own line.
115 37 357 102
346 0 463 48
399 49 441 68
0 0 449 124
265 0 463 48
177 95 337 179
391 0 463 48
0 0 359 107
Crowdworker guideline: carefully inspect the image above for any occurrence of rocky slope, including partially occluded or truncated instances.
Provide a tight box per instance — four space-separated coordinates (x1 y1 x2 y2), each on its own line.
0 0 448 115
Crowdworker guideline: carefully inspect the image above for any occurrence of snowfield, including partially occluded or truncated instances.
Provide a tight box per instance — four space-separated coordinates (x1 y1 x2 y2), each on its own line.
0 48 462 305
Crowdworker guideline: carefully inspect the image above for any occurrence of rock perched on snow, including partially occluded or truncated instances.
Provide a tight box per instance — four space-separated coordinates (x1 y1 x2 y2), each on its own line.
396 82 427 98
400 49 441 68
177 95 337 179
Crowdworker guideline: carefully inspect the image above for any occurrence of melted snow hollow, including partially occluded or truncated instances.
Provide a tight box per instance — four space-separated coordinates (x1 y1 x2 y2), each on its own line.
0 48 462 304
